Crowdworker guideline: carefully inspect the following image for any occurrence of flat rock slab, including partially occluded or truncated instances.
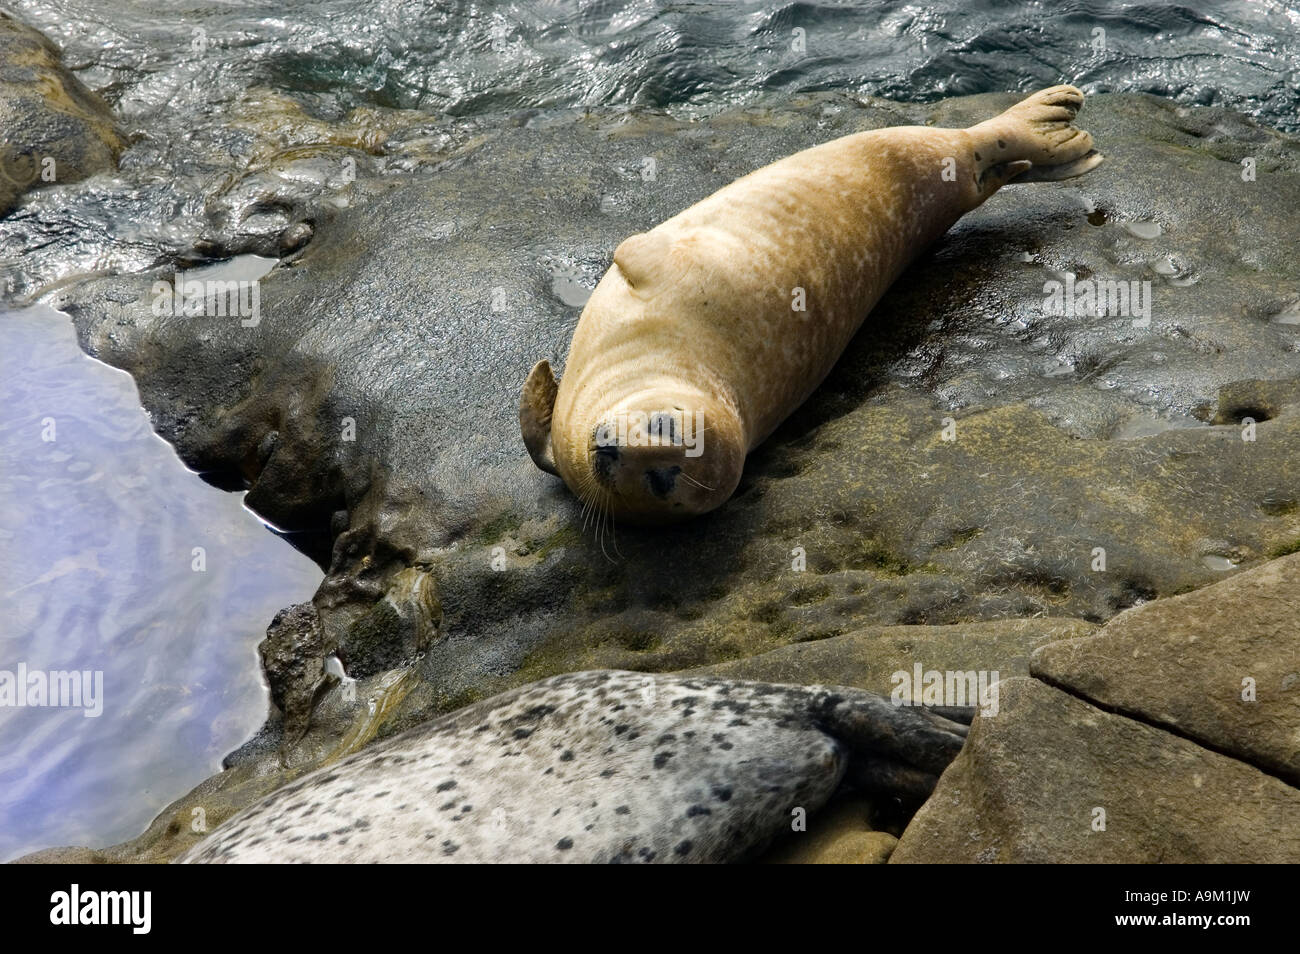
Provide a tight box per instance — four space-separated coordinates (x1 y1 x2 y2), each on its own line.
890 677 1300 863
690 617 1095 697
1033 551 1300 785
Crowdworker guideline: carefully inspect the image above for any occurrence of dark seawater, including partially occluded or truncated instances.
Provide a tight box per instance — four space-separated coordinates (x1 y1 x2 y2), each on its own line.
0 306 322 861
9 0 1299 128
4 1 1297 299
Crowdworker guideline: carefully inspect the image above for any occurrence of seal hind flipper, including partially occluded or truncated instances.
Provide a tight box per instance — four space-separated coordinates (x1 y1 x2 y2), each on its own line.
815 689 970 806
969 84 1103 191
815 689 969 777
845 758 945 803
520 359 560 476
1010 150 1104 182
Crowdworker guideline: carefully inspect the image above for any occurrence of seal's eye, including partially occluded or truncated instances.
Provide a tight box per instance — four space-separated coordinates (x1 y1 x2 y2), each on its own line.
645 465 681 498
593 422 619 448
592 442 620 485
649 412 678 445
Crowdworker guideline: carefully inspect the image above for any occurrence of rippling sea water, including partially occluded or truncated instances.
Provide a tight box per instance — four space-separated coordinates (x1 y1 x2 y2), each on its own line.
3 1 1296 296
0 307 322 861
9 0 1299 126
1 0 1297 857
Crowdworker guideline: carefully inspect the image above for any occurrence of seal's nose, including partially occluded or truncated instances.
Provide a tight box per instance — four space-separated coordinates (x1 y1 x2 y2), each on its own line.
645 465 681 498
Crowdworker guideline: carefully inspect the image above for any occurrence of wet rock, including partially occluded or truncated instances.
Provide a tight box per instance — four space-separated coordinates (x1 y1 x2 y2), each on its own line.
761 795 898 864
258 602 329 743
10 846 110 864
0 14 125 216
278 221 314 256
51 93 1300 716
1204 377 1300 429
1032 552 1300 785
36 91 1300 858
334 565 442 678
890 678 1300 863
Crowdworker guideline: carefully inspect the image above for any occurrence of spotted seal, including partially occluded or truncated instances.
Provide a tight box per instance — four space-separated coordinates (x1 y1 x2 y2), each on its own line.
179 671 967 863
520 85 1101 522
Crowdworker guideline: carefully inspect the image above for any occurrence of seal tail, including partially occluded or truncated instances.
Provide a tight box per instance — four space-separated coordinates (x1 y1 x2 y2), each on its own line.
968 84 1103 187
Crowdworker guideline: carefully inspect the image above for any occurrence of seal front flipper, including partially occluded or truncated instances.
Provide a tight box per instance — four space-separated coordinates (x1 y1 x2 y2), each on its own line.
613 230 675 292
520 358 560 476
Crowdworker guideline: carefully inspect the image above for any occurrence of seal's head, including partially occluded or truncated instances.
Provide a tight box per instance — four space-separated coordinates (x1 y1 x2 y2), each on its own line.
520 360 744 523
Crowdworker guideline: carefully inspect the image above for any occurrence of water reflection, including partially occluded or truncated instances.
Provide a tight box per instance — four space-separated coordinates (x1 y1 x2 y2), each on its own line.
0 305 322 861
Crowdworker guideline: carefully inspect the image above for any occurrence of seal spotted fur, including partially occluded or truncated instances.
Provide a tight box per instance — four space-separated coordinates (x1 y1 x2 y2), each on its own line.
521 85 1102 522
179 671 967 863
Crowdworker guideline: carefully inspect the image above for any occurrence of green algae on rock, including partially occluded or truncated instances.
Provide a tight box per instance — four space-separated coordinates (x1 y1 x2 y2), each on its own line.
688 617 1096 697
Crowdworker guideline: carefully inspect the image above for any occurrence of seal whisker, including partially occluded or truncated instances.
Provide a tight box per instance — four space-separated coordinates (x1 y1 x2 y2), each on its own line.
596 488 621 563
582 485 603 536
677 471 715 492
576 472 602 534
574 472 622 563
603 491 623 560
